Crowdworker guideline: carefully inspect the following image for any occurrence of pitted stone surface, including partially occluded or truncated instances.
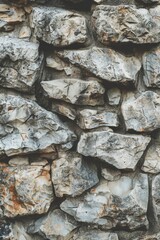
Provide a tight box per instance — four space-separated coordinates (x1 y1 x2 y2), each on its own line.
57 47 141 84
143 46 160 88
77 108 119 129
92 5 160 44
30 6 88 47
0 94 76 157
0 37 43 92
51 151 99 197
77 130 150 170
0 163 54 217
122 91 160 132
61 173 149 230
152 174 160 220
41 79 105 106
28 209 78 240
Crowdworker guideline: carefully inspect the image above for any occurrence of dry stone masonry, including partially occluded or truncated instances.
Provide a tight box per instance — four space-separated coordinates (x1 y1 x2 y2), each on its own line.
0 0 160 239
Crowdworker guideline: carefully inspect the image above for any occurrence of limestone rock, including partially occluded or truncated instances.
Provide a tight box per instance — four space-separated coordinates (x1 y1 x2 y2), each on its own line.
9 156 29 166
0 163 54 218
107 88 121 106
140 0 160 4
51 102 77 120
0 221 14 240
152 174 160 220
77 130 150 170
77 108 119 129
41 79 105 106
0 94 76 157
70 228 119 240
57 47 141 84
61 173 149 230
30 6 88 47
143 46 160 88
121 91 160 132
134 232 160 240
28 209 78 240
0 37 43 92
101 167 121 181
92 5 160 44
12 221 45 240
51 151 99 197
19 26 31 39
142 142 160 174
0 4 25 24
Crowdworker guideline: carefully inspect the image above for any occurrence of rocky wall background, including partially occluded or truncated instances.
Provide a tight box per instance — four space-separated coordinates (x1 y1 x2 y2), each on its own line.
0 0 160 239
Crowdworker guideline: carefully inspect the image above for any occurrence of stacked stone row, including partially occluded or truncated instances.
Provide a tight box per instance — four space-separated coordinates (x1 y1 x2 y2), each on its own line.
0 0 160 239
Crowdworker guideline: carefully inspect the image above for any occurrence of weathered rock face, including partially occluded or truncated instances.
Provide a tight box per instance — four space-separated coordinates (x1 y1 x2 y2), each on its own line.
77 129 150 170
41 79 105 106
0 37 43 92
70 228 119 240
0 162 53 217
51 151 99 197
101 166 121 181
28 209 78 240
0 220 14 240
152 174 160 220
57 47 141 84
61 173 149 230
77 108 119 129
0 94 76 157
92 5 160 44
122 91 160 132
30 6 88 47
107 88 121 106
142 46 160 88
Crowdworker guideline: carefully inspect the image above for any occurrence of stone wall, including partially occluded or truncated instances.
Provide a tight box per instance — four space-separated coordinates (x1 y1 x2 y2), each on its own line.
0 0 160 239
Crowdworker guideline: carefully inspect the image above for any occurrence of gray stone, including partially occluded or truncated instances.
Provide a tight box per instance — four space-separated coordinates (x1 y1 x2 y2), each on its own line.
51 102 77 121
0 163 54 218
51 151 99 197
77 108 119 129
143 46 160 88
121 91 160 132
152 174 160 220
140 0 160 3
28 209 78 240
134 232 160 240
57 47 141 84
0 37 43 92
61 173 149 230
70 228 119 240
0 220 14 240
101 167 121 181
92 5 160 44
12 221 45 240
41 79 105 106
107 88 121 106
142 142 160 174
77 129 150 170
9 156 29 166
30 6 88 47
0 94 76 157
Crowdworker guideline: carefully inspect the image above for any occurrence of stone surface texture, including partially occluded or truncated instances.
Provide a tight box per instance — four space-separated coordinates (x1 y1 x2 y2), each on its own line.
0 0 160 239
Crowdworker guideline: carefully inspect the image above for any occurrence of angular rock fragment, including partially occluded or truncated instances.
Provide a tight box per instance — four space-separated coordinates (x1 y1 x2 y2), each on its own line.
0 4 25 26
61 173 149 230
71 228 119 240
0 220 13 240
57 47 141 84
12 221 44 240
152 174 160 220
28 209 78 240
107 88 121 106
142 142 160 174
41 79 105 106
77 108 119 129
0 37 43 92
30 6 88 47
51 151 99 197
0 94 76 157
101 166 121 181
77 129 150 170
51 102 77 120
143 46 160 88
92 5 160 44
0 162 54 217
122 91 160 132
